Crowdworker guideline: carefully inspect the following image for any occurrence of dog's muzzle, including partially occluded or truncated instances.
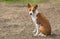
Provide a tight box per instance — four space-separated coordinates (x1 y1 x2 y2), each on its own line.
30 13 32 15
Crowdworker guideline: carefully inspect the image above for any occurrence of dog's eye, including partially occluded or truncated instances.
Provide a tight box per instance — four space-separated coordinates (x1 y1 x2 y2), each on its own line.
29 9 31 11
33 10 35 12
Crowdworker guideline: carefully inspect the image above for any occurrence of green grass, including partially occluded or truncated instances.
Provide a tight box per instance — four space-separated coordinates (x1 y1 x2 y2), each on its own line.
0 0 20 3
0 0 60 4
0 0 50 4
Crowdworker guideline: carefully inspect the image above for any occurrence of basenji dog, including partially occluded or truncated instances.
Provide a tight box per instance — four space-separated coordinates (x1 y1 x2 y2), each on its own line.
27 3 51 37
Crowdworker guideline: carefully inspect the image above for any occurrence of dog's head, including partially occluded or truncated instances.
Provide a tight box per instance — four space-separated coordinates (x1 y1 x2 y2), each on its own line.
27 3 38 15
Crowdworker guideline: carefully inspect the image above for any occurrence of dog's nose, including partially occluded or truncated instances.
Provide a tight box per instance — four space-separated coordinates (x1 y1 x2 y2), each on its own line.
30 13 32 15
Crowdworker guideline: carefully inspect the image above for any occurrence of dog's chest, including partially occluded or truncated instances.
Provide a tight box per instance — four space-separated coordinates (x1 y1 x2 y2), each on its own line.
31 14 40 27
31 14 37 23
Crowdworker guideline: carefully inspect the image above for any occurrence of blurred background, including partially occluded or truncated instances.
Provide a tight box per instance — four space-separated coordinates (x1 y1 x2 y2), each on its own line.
0 0 60 4
0 0 60 39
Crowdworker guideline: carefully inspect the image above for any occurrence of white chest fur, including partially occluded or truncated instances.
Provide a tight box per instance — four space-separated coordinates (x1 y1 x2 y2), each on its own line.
30 10 41 36
31 14 37 23
31 12 40 36
31 13 40 27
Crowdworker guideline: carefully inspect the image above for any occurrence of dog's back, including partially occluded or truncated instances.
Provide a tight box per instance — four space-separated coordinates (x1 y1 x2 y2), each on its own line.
37 13 51 35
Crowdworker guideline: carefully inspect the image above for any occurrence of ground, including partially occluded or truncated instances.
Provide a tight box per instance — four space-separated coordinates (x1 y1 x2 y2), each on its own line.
0 2 60 39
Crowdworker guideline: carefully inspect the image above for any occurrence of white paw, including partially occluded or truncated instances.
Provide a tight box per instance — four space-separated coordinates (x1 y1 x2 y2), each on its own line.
38 33 46 37
33 30 36 33
34 34 38 36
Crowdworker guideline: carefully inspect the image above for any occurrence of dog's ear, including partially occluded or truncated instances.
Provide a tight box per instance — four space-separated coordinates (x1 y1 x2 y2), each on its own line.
28 3 31 8
34 5 38 9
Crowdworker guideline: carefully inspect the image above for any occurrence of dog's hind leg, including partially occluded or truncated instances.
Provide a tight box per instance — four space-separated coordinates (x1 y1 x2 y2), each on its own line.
38 33 46 37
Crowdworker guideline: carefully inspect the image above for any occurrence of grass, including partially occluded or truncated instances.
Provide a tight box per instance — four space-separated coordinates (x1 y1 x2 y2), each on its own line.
0 0 48 4
0 0 60 4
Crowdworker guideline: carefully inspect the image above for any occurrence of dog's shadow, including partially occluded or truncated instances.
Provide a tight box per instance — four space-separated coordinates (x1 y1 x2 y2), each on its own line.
32 33 60 39
47 33 60 38
51 33 57 37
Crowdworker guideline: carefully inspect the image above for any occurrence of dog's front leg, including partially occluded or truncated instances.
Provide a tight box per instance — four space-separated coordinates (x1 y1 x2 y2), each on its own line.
34 24 39 36
33 23 37 33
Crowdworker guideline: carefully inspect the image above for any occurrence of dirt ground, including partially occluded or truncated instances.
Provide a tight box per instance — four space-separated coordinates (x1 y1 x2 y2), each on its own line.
0 2 60 39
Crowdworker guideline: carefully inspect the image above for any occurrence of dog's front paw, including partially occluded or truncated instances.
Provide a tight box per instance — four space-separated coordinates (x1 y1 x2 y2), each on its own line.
33 29 36 33
33 30 36 33
34 34 38 36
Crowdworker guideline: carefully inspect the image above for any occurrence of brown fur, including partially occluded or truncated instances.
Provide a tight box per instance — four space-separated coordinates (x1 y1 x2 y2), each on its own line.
28 3 38 13
37 13 51 35
28 3 51 36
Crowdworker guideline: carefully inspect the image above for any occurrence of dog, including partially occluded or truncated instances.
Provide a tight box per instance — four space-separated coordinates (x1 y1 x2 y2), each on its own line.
27 3 51 37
